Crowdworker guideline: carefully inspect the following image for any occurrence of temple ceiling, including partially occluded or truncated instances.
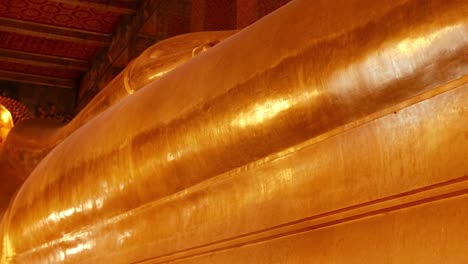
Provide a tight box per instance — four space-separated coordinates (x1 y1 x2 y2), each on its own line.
0 0 140 113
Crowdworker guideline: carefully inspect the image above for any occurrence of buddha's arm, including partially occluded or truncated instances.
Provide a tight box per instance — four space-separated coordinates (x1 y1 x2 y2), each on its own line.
1 0 467 262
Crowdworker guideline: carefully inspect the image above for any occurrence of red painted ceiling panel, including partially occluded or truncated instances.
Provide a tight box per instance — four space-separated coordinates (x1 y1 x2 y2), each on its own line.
82 0 138 9
0 0 122 33
0 61 82 79
0 31 100 59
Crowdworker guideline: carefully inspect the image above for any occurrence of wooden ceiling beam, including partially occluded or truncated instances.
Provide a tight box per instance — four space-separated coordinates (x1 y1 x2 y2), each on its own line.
0 18 110 46
48 0 137 14
0 48 89 71
0 70 75 89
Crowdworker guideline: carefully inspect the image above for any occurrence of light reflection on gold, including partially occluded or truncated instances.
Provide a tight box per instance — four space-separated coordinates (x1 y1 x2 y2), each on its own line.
1 111 11 124
0 0 467 262
45 198 105 226
123 67 135 95
1 230 14 263
232 90 320 128
148 71 168 81
0 104 13 146
327 24 465 93
64 242 92 256
232 98 291 128
396 25 460 56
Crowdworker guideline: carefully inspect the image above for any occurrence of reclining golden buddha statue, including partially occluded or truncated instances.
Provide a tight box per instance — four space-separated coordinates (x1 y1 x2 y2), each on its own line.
1 0 467 262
